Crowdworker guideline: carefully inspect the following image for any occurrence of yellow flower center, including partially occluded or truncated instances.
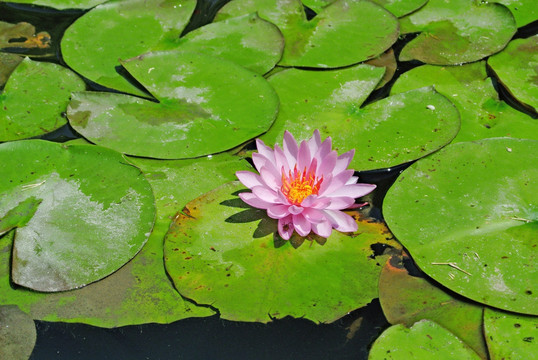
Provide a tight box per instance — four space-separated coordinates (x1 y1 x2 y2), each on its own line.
281 165 323 205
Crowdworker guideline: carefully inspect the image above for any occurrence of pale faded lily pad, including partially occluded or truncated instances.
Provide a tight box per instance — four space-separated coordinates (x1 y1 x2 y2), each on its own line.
390 61 538 143
61 0 196 96
0 20 51 54
365 49 397 90
262 71 460 171
164 181 401 323
369 320 482 360
0 53 23 88
494 0 538 27
379 254 487 359
67 50 279 159
383 138 538 315
0 57 85 141
0 150 248 327
0 140 155 292
0 305 36 360
216 0 399 68
167 13 284 75
399 0 517 65
484 307 538 360
302 0 427 17
488 35 538 114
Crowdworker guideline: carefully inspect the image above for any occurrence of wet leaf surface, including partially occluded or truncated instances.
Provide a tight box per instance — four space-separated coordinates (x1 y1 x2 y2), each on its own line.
0 305 36 360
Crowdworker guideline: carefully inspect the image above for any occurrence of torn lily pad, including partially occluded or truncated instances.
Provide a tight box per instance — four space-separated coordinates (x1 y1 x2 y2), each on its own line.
67 51 279 159
0 140 155 292
399 0 517 65
216 0 399 68
0 57 85 141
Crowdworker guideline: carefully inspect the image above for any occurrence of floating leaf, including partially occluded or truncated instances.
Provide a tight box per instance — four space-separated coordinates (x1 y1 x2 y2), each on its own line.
483 307 538 360
0 53 23 88
0 197 42 236
61 0 196 95
2 0 108 9
68 51 278 159
493 0 538 27
379 254 487 359
262 73 460 170
0 305 36 360
369 320 482 360
0 57 86 141
383 138 538 315
216 0 399 68
390 61 538 143
164 181 401 323
302 0 427 17
167 13 284 75
365 49 397 90
0 140 155 292
488 35 538 114
0 20 50 52
399 0 516 65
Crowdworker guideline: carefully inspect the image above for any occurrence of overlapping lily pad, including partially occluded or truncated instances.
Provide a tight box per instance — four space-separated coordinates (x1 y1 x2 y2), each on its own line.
0 140 155 292
399 0 517 65
0 305 36 360
61 0 196 95
0 20 51 53
483 308 537 360
164 181 401 323
488 35 538 114
494 0 538 27
262 68 460 170
369 320 482 360
302 0 428 17
0 57 85 141
216 0 399 68
2 0 108 9
0 53 23 88
168 13 284 75
67 50 279 159
379 254 487 358
390 61 538 143
383 138 538 315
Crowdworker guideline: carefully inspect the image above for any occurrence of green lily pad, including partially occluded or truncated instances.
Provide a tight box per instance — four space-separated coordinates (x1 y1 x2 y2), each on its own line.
390 61 538 143
379 254 487 359
302 0 427 17
2 0 108 9
399 0 517 65
216 0 399 68
0 150 247 327
67 50 278 159
0 57 85 141
167 13 284 75
164 181 401 323
0 53 23 89
383 138 538 315
0 140 155 292
262 70 460 170
369 320 482 360
484 307 538 360
488 35 538 114
61 0 196 96
494 0 538 27
0 305 36 360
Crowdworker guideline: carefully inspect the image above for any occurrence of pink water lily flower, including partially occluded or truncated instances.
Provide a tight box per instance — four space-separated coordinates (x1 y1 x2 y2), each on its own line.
236 130 376 240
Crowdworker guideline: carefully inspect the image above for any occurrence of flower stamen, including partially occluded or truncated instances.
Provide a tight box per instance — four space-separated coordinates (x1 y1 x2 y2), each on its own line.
281 165 323 205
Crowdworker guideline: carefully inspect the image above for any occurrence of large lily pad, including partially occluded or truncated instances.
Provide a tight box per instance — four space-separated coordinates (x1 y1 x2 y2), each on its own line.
0 150 248 327
166 13 284 75
0 305 36 360
390 61 538 143
379 254 487 359
488 35 538 114
494 0 538 27
67 50 279 159
369 320 482 360
262 70 460 171
0 140 155 292
216 0 399 68
383 138 538 315
61 0 196 95
399 0 517 65
302 0 428 17
483 307 538 360
164 181 401 323
0 57 85 141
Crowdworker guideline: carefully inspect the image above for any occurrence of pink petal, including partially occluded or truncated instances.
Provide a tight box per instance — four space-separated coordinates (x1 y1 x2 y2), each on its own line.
346 176 359 185
312 220 332 238
252 186 280 203
297 139 312 171
259 167 281 191
327 183 376 198
267 204 290 219
307 129 322 155
292 213 311 236
301 195 331 209
238 192 273 210
318 170 354 196
278 215 294 240
252 152 269 172
274 145 290 174
333 149 355 174
317 150 337 177
323 210 358 233
288 205 304 215
325 196 356 210
236 171 264 189
283 131 298 166
255 139 275 163
314 136 332 162
302 208 326 224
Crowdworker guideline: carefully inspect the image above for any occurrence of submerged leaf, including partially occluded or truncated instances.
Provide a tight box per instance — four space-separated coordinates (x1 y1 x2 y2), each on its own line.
0 305 36 360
